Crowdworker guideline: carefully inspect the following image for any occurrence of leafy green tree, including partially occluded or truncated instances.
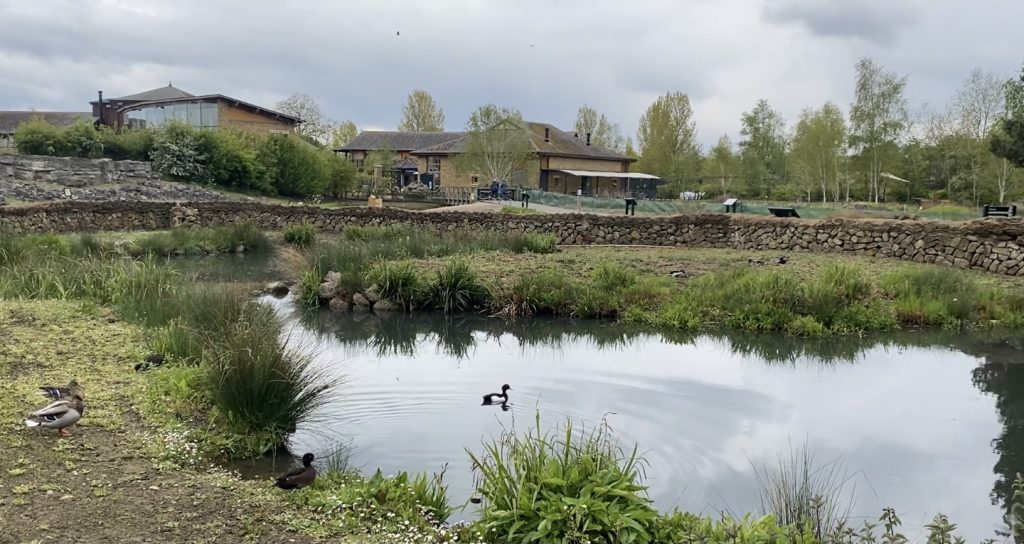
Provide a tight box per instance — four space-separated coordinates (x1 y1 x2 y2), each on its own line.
789 103 847 202
624 137 638 158
198 129 271 193
992 63 1024 169
702 135 740 197
399 90 445 132
849 57 909 202
636 92 700 188
331 120 358 149
456 105 534 186
739 99 787 198
574 104 625 152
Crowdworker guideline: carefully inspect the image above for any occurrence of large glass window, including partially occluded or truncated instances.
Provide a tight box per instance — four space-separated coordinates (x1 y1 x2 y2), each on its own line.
122 101 219 130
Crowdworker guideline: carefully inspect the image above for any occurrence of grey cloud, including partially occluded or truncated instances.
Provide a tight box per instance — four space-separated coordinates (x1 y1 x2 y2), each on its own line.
763 0 924 45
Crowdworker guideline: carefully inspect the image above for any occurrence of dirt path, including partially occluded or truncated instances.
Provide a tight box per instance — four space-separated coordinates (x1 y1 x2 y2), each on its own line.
0 301 317 544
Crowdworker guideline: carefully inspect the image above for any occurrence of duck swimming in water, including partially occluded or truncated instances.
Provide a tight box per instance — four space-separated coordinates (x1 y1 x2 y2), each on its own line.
275 452 316 490
482 384 511 405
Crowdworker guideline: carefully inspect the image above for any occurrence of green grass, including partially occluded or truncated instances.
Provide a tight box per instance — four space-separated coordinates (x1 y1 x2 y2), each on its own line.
425 259 490 314
282 223 316 248
500 205 542 215
467 413 659 544
366 261 423 311
0 232 335 459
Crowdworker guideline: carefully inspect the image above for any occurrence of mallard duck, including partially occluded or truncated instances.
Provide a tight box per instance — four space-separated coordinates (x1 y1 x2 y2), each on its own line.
38 380 83 401
275 452 316 490
25 394 85 437
482 384 511 405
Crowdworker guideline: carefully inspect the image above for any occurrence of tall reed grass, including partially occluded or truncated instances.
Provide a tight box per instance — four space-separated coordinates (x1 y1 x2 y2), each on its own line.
467 413 657 544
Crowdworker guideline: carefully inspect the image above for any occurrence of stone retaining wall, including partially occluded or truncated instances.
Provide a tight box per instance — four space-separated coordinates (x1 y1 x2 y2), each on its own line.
0 153 158 187
3 201 1024 276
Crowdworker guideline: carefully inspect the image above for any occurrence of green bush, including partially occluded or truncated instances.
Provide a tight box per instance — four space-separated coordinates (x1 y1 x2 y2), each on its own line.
14 117 70 156
467 413 658 544
151 121 208 181
99 127 154 161
426 260 489 314
199 129 271 193
283 224 316 248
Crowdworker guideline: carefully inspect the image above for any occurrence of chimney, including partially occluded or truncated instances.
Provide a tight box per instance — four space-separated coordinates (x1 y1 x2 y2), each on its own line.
585 133 591 146
544 127 550 143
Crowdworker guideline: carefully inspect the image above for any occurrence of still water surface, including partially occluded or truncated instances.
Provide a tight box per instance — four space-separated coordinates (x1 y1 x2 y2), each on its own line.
250 295 1023 540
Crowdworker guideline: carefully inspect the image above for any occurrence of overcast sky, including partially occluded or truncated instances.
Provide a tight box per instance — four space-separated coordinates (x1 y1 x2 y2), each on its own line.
1 0 1022 147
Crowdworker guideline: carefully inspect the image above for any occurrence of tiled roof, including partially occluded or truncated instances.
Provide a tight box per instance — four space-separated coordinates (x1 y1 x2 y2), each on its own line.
0 111 94 133
103 84 195 103
524 122 631 161
338 131 466 152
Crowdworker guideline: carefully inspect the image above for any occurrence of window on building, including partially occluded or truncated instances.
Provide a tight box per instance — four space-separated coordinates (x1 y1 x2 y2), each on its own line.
428 157 441 173
123 101 218 130
353 159 365 169
471 176 479 185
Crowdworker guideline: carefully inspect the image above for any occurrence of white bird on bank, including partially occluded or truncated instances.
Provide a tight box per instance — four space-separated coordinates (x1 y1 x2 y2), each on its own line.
25 394 85 437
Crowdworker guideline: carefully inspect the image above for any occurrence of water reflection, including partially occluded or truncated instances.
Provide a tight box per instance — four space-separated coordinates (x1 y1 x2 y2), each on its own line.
266 298 1024 540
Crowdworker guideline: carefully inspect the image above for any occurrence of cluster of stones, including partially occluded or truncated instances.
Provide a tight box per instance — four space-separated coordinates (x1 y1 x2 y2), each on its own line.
316 271 400 314
170 203 200 229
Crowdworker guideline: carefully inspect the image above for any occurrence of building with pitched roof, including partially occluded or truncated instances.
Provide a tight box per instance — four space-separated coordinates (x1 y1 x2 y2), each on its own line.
91 84 301 134
0 111 94 149
337 122 659 197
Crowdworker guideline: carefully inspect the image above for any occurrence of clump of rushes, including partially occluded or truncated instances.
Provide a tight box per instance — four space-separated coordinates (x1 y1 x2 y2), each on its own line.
283 224 316 248
366 261 423 310
426 260 490 314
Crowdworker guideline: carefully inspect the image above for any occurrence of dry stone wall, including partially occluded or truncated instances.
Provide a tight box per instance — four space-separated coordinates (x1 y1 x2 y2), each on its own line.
0 154 158 187
3 201 1024 276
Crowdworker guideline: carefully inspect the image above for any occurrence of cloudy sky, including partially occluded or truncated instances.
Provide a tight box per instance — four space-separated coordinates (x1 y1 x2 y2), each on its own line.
1 0 1022 147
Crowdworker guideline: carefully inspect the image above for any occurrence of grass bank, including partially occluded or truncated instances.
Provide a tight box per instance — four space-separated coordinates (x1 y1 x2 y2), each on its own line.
0 232 324 459
290 228 1024 335
0 299 477 543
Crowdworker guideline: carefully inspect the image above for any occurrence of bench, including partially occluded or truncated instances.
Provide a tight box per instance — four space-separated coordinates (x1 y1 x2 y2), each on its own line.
768 207 800 218
982 204 1017 217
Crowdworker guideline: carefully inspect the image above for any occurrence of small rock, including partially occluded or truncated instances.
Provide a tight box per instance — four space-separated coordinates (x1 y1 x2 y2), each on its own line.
234 244 245 253
373 298 400 313
328 296 350 312
266 281 289 298
323 271 342 285
668 270 687 278
365 285 381 304
352 293 371 308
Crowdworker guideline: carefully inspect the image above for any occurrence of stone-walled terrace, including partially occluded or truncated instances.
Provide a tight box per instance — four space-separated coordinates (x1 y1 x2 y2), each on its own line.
3 200 1024 276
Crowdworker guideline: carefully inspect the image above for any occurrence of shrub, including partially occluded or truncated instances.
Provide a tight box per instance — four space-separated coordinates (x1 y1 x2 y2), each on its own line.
426 260 489 314
151 121 208 181
99 127 154 161
14 117 68 156
259 136 330 197
283 224 316 248
467 414 658 544
366 261 423 310
500 271 576 317
199 129 271 193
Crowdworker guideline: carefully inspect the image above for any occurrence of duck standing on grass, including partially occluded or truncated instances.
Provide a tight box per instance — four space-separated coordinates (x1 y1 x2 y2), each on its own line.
25 394 85 437
482 384 511 406
275 453 317 490
38 380 83 401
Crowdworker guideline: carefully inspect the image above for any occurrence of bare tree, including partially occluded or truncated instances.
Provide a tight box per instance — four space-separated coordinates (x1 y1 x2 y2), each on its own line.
399 90 445 132
276 93 334 144
953 68 1005 139
456 105 534 186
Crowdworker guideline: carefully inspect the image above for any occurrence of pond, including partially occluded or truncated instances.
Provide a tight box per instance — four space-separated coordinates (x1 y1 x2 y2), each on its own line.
257 297 1024 541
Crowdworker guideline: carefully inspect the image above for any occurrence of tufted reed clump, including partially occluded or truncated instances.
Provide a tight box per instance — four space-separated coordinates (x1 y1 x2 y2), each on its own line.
425 259 490 315
467 413 658 544
205 301 337 456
